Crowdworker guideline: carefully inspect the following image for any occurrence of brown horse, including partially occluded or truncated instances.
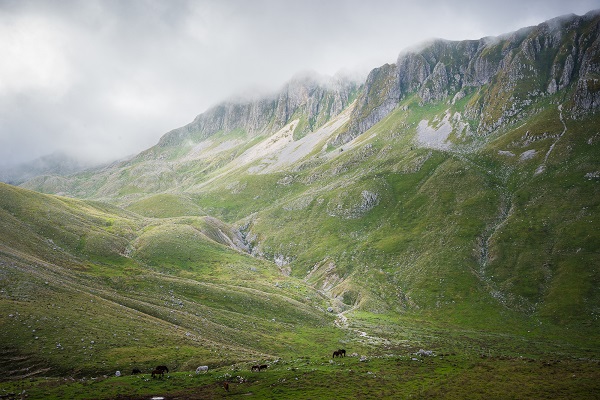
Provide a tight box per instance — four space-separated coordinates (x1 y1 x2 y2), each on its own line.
155 365 169 373
332 350 341 358
151 369 164 378
223 381 229 392
338 349 346 357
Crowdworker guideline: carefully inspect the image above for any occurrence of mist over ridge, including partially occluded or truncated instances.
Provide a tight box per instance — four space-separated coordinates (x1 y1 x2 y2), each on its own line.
2 1 599 168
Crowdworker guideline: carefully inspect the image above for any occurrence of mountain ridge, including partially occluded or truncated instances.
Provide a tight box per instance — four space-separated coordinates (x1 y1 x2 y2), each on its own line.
337 9 600 146
155 72 360 149
20 11 600 201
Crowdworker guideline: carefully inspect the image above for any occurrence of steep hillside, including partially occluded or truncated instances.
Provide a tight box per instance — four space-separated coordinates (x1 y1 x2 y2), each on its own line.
14 10 600 357
0 183 336 378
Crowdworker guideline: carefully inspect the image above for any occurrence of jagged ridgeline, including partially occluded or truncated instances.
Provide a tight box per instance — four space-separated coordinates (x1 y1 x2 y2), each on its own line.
9 10 600 376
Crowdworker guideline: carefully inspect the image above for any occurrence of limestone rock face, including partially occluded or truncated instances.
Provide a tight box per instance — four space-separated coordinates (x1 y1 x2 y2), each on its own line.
153 11 600 152
397 53 431 93
572 17 600 114
419 62 449 103
158 73 359 148
333 64 399 147
335 10 600 146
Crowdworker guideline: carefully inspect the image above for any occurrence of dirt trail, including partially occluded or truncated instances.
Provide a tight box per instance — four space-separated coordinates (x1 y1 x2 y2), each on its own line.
536 104 567 175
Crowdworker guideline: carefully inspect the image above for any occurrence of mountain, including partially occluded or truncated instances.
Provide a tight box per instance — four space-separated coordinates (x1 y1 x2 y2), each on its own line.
4 10 600 384
20 72 361 201
0 151 101 185
337 11 600 146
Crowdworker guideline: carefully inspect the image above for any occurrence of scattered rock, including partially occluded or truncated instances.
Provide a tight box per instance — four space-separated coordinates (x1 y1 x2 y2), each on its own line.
416 349 434 357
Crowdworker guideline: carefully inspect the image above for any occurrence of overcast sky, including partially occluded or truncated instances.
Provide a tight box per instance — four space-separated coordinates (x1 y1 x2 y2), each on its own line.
1 0 599 167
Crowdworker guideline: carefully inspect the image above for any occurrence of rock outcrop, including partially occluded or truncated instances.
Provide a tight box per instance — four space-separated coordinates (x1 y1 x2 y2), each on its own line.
334 10 600 146
157 73 359 149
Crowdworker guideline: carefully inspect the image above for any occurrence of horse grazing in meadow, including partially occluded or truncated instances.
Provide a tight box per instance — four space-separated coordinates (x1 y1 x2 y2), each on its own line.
251 365 261 372
131 368 141 375
259 364 268 371
333 348 347 358
155 365 169 373
223 381 229 392
196 365 209 374
151 369 164 378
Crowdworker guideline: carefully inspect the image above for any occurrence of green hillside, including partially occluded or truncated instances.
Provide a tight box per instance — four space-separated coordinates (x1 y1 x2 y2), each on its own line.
0 183 338 380
185 93 600 341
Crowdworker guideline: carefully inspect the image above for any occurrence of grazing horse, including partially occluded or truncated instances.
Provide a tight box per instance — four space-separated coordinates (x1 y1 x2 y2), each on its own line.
223 381 229 392
333 350 341 358
338 349 346 357
251 365 261 372
196 365 209 374
151 369 164 378
155 365 169 373
131 368 141 375
259 364 268 371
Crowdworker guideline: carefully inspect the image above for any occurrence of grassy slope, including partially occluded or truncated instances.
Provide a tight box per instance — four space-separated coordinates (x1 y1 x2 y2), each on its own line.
185 91 600 346
0 183 339 380
3 354 599 400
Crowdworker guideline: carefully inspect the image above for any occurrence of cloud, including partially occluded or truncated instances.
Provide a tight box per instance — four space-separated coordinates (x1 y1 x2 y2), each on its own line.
0 16 70 95
1 0 599 167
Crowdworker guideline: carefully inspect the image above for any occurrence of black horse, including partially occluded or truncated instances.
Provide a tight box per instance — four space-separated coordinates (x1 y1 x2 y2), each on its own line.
333 350 341 358
131 368 141 375
338 349 346 357
151 369 164 378
155 365 169 373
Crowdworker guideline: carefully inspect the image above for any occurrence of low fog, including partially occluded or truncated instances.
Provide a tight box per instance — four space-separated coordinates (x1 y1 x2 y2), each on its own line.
1 0 599 168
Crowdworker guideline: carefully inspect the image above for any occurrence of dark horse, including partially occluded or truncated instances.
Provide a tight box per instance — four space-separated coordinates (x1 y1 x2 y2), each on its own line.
338 349 346 357
259 364 268 371
151 369 164 378
251 365 260 372
332 350 341 358
131 368 141 375
155 365 169 373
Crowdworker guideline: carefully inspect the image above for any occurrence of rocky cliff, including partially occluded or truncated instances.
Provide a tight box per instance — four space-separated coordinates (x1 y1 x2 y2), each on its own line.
156 72 359 149
20 11 600 203
337 10 600 145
